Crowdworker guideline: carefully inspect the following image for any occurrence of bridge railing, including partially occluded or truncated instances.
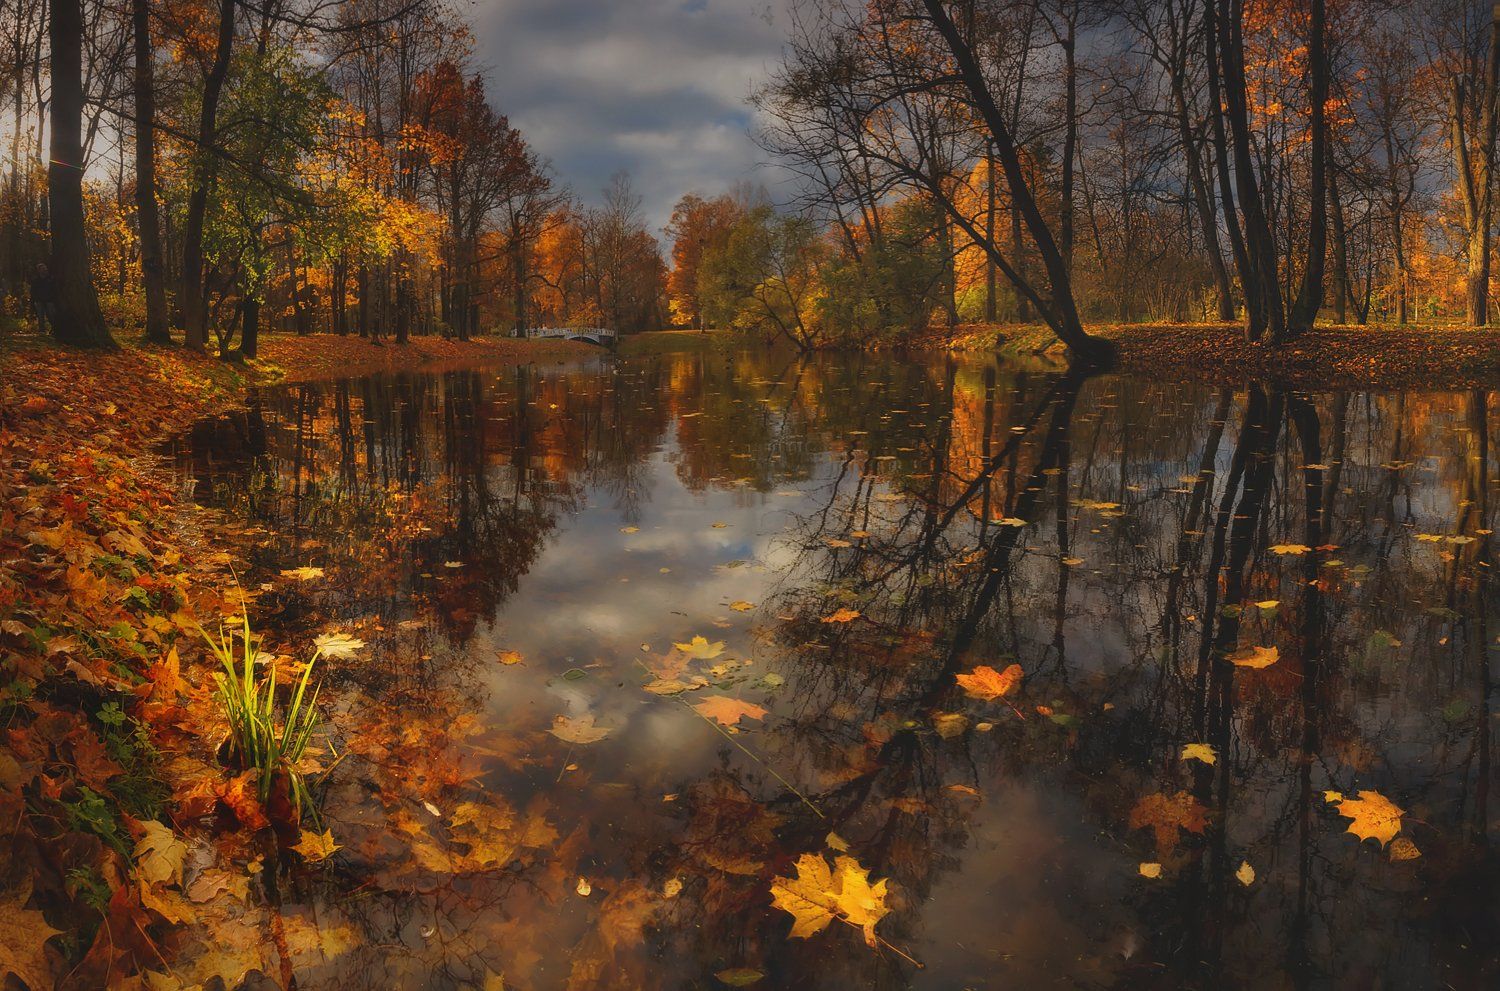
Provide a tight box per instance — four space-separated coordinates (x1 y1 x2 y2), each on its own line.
524 327 617 340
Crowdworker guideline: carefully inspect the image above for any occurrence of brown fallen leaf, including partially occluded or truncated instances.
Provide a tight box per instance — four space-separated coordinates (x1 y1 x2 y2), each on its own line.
693 696 768 727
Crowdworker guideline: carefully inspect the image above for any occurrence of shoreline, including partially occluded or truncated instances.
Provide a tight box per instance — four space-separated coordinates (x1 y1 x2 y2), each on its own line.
902 322 1500 390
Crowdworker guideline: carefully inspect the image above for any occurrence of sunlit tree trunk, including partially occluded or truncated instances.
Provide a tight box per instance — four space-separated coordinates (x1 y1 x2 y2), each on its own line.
46 0 114 349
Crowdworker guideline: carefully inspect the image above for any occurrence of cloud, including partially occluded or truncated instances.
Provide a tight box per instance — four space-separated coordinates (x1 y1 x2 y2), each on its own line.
472 0 792 236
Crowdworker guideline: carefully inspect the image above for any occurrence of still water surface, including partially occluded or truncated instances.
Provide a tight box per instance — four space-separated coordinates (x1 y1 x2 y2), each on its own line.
167 350 1500 990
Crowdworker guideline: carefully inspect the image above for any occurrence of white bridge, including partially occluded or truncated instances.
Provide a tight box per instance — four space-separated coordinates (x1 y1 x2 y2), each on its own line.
524 326 617 346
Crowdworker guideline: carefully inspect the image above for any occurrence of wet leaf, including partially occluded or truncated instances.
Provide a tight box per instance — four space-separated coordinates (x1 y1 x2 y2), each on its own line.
576 877 592 897
280 565 325 581
1389 837 1421 862
1181 743 1217 765
314 631 366 659
820 608 860 623
728 600 755 612
294 829 341 862
550 714 612 744
955 663 1022 701
134 820 188 886
674 635 727 660
769 852 890 947
1129 791 1209 853
1235 861 1255 886
1335 790 1404 847
1138 862 1162 879
496 649 524 665
1268 544 1312 556
716 968 765 986
932 712 969 738
693 696 768 727
1228 645 1279 668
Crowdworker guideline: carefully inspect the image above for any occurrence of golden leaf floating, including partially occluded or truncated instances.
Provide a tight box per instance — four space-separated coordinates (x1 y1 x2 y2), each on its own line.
932 712 970 739
1334 790 1404 847
692 695 768 727
955 663 1022 701
1228 645 1279 668
715 968 765 986
313 631 366 659
728 600 755 612
280 565 325 581
820 608 861 624
293 829 341 862
496 649 524 665
1129 791 1209 854
769 852 890 948
1269 544 1312 556
549 714 612 744
1235 861 1255 886
674 635 727 660
1138 862 1162 879
1181 743 1217 765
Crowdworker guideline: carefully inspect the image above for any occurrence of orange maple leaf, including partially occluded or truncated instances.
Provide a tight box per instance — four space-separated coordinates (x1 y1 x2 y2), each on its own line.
955 663 1022 701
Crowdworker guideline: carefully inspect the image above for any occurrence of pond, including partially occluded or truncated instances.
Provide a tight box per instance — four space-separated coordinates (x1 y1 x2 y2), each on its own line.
164 349 1499 990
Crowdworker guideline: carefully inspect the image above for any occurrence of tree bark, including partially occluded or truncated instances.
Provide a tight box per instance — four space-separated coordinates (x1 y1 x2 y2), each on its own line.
179 0 235 352
46 0 114 349
1287 0 1328 337
132 0 169 345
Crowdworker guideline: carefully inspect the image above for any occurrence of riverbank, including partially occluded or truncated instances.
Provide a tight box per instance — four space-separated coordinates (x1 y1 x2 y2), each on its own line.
913 322 1500 390
0 332 589 989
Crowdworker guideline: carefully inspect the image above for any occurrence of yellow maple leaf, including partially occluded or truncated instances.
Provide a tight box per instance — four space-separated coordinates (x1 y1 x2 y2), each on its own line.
1138 862 1162 879
280 565 325 581
1181 743 1217 765
820 608 861 624
1235 861 1255 886
1335 790 1404 847
133 820 188 886
293 829 340 862
673 635 727 660
955 663 1023 701
770 852 890 947
1269 544 1312 556
549 714 612 744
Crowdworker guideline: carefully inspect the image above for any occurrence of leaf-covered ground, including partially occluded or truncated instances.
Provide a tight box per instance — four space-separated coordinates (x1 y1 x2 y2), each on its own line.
0 334 587 991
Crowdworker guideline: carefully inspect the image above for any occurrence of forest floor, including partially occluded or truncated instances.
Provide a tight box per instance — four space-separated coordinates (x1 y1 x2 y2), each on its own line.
918 321 1500 390
0 332 589 990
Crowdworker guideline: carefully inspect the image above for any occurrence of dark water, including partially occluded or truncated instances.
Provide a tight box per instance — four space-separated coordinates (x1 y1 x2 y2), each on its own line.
164 350 1500 990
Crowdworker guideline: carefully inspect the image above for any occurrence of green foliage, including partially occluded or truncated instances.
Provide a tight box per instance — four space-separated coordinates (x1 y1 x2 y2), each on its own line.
699 206 827 349
202 614 324 825
96 702 167 819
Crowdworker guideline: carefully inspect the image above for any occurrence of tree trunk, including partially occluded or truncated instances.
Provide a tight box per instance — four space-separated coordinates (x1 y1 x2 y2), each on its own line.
920 0 1113 365
984 140 997 322
133 0 170 345
179 0 235 352
1287 0 1328 337
47 0 114 349
240 295 259 358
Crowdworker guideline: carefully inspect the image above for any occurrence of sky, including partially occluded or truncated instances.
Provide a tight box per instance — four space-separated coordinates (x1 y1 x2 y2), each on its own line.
472 0 793 240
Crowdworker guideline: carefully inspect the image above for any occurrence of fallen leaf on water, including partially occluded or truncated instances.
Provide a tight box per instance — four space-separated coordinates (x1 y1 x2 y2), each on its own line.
313 632 366 659
955 663 1022 701
643 678 692 695
1335 790 1404 847
1129 791 1209 854
729 600 755 612
1181 743 1217 765
1389 837 1421 862
620 525 639 534
1139 862 1162 878
1236 861 1255 886
550 714 612 744
294 829 340 862
821 608 860 624
280 566 325 581
674 635 727 660
496 649 524 665
993 517 1028 527
716 968 765 986
932 712 969 738
1255 600 1280 610
576 877 592 897
1269 544 1312 556
770 852 890 948
1228 645 1279 668
693 696 768 727
663 878 683 898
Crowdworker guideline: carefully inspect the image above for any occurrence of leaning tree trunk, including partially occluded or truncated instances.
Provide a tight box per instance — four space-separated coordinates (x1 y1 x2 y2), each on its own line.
47 0 114 349
179 0 235 352
133 0 169 345
920 0 1114 366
